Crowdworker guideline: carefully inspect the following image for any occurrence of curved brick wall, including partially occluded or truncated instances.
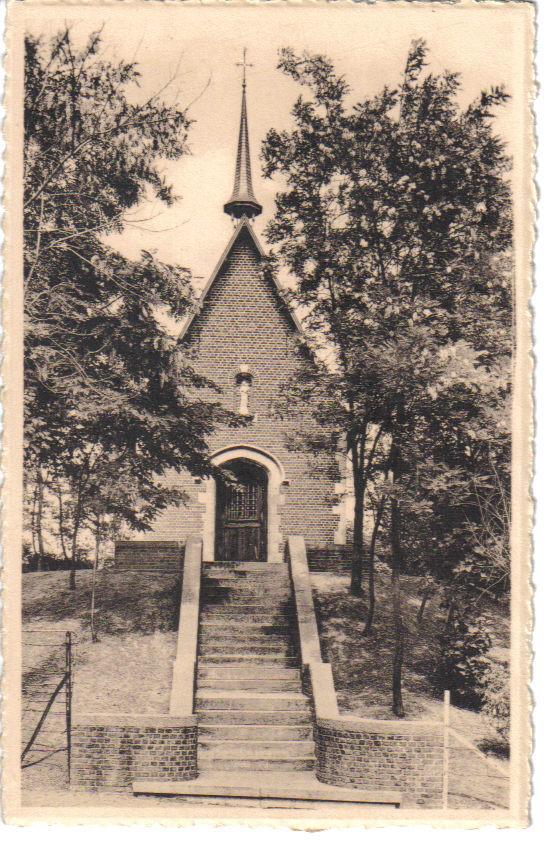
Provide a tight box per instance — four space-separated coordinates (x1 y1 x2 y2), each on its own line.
315 716 444 807
72 714 198 791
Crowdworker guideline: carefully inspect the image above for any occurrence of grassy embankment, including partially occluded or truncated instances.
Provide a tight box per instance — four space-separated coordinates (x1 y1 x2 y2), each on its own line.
311 566 510 809
22 565 509 808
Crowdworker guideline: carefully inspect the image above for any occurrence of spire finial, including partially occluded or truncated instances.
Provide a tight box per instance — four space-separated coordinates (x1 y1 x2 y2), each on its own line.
237 47 252 91
224 49 262 221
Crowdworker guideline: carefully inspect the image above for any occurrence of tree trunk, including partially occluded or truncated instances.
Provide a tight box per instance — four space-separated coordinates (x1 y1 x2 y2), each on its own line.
90 517 100 642
36 468 46 571
30 483 39 558
444 597 457 631
390 446 405 718
69 486 83 591
56 484 69 562
350 479 365 596
417 588 431 625
364 496 385 636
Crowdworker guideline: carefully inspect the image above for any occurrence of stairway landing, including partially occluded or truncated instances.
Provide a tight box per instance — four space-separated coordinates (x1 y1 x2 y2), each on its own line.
133 771 402 808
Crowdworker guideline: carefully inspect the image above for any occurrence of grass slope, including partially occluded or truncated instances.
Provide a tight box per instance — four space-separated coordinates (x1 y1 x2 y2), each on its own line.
21 566 509 809
312 566 510 809
22 569 181 796
23 569 182 714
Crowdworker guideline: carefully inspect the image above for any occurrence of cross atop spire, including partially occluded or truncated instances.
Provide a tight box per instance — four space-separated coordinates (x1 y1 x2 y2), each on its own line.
224 49 263 220
237 47 252 90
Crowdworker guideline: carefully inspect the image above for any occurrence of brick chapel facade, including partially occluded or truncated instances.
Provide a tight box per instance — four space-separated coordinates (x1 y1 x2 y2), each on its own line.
138 76 350 564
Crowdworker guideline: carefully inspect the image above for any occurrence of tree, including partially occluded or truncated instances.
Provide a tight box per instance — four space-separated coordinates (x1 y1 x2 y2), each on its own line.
263 41 511 715
274 354 388 600
24 29 237 585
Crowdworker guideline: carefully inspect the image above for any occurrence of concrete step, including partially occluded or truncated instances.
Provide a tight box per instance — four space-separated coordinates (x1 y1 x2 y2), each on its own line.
200 622 293 637
202 562 289 577
199 664 301 681
202 577 290 589
202 584 291 597
202 590 291 604
201 604 294 620
198 653 299 665
203 565 286 575
200 639 292 654
198 709 310 725
198 676 301 692
198 724 313 741
202 572 289 584
204 562 288 571
199 740 315 758
199 663 299 675
201 604 296 625
133 771 403 807
198 756 315 772
196 691 309 711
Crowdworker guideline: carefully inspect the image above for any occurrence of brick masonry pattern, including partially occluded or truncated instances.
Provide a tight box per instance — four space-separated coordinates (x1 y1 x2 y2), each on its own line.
114 541 185 572
71 716 198 790
315 718 444 807
307 545 353 572
114 540 351 572
140 228 341 551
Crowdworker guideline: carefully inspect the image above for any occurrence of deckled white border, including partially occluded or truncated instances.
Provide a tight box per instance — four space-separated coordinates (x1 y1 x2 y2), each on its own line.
0 0 547 846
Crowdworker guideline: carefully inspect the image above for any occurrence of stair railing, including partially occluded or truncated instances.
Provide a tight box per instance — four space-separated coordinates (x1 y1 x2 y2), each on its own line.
286 536 339 719
169 535 203 716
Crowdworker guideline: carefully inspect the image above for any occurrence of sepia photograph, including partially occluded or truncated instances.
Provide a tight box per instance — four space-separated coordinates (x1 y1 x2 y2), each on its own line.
1 0 534 827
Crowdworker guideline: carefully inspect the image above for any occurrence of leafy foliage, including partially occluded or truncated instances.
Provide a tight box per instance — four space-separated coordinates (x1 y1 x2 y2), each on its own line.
480 661 510 745
24 29 237 580
432 602 493 709
263 40 512 714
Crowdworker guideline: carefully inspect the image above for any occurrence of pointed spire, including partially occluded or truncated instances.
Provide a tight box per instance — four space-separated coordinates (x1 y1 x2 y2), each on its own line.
224 49 262 220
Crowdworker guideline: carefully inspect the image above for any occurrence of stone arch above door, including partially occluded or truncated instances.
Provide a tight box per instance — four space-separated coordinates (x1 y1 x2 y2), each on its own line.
199 445 286 562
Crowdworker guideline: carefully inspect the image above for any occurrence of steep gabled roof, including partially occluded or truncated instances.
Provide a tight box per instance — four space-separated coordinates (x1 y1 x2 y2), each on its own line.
178 217 304 341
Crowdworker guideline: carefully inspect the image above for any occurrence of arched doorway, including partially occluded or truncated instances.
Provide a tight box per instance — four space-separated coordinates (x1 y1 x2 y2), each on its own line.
215 459 268 561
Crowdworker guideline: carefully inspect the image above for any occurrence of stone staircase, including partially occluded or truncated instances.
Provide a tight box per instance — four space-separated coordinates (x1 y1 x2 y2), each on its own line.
196 561 315 773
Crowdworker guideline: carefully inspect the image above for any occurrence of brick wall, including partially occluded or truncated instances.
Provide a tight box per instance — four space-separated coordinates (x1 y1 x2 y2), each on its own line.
142 226 341 550
71 714 198 791
307 545 353 572
114 541 184 571
315 716 444 807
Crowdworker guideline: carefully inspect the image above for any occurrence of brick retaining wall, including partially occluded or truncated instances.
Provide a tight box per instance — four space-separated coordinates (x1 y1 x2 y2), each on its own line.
71 714 198 791
114 541 350 572
114 541 184 572
315 716 444 807
307 545 353 572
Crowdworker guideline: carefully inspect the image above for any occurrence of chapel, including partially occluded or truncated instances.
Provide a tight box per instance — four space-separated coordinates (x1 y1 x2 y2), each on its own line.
77 64 445 808
138 70 350 565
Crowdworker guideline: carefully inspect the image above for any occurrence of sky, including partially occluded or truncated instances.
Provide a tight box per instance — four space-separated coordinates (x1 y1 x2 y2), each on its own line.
24 2 528 289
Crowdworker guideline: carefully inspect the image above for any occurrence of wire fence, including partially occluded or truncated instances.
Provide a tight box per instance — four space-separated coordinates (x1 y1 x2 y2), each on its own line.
22 629 72 781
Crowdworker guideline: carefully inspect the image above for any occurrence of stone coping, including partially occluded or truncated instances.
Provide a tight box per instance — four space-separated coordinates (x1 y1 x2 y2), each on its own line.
73 713 197 728
316 715 443 734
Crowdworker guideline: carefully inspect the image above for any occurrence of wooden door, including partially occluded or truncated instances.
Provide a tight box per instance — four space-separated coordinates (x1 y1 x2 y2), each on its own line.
215 460 268 561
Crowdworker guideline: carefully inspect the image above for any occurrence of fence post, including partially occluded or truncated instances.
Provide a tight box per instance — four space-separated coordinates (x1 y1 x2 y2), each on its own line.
442 689 450 809
65 631 72 783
